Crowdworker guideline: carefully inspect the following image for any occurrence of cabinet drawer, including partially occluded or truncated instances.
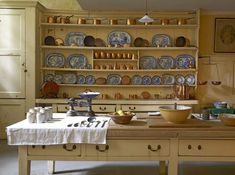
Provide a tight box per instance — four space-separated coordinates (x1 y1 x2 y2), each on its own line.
121 105 171 112
179 140 235 156
28 144 81 156
86 140 169 157
56 105 115 113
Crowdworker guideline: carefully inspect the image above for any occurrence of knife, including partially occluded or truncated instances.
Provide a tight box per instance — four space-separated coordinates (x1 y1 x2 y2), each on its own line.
95 120 101 127
101 120 108 128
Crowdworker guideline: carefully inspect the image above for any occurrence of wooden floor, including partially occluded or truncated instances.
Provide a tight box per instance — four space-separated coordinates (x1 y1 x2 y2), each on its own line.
1 140 235 175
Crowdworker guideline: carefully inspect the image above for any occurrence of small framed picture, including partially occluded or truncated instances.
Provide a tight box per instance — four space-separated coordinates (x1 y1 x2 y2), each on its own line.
214 18 235 53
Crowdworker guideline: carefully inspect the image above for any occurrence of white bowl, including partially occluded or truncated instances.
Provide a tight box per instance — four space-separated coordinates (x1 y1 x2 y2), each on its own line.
159 105 192 124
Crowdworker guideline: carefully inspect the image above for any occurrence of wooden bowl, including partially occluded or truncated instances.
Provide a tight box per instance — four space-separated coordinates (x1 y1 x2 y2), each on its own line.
219 114 235 126
108 112 135 124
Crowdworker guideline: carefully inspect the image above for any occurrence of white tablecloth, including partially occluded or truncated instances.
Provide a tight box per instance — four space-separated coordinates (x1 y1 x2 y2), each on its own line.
6 113 110 145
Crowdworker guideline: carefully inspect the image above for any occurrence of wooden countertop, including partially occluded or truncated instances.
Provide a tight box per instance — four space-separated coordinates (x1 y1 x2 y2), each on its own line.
106 114 235 139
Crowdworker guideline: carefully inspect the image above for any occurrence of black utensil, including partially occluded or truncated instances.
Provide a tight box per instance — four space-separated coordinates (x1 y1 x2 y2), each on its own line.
74 122 79 127
67 123 73 127
95 121 101 127
101 120 108 128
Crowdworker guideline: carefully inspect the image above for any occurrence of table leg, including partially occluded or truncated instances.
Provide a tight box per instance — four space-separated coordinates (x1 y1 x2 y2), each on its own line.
159 161 166 175
18 146 31 175
48 160 55 174
168 138 178 175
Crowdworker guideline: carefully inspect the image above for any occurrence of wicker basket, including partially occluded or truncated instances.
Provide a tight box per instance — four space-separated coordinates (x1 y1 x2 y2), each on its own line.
108 113 135 124
219 114 235 126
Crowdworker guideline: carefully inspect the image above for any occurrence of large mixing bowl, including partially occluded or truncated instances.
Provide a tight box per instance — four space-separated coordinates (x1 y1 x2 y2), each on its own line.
159 105 192 124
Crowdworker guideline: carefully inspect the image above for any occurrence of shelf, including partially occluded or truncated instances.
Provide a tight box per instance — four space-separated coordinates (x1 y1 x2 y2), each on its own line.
41 67 197 72
41 45 198 51
93 59 138 62
41 23 199 29
58 84 196 88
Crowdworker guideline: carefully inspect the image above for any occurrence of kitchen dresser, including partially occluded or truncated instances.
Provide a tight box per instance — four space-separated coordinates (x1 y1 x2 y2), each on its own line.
36 8 200 112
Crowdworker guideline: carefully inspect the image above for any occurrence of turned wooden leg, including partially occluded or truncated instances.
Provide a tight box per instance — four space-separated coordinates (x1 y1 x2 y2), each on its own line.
159 161 166 175
48 160 55 174
168 138 178 175
18 146 31 175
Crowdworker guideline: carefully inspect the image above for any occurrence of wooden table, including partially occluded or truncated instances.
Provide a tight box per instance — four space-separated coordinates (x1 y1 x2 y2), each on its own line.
16 115 235 175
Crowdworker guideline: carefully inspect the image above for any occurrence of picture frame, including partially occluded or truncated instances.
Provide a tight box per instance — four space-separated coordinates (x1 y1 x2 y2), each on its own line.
214 18 235 53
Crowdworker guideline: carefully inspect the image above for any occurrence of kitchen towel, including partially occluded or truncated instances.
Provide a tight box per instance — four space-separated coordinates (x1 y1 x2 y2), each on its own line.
6 113 110 145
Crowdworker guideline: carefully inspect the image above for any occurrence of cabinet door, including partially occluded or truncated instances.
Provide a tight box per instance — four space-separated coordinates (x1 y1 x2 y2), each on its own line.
0 99 25 139
0 9 25 98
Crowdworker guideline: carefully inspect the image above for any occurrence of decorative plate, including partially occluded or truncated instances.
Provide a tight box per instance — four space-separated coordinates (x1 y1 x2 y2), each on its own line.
77 75 86 84
62 74 77 84
131 75 142 85
44 36 55 46
85 75 96 84
151 75 161 85
53 74 63 84
185 74 195 85
107 74 122 85
64 32 86 46
159 56 175 69
176 54 195 69
44 74 54 82
139 56 157 69
46 53 65 68
86 64 92 69
107 31 131 46
152 34 172 47
162 74 175 85
67 54 87 69
175 74 185 85
142 75 152 85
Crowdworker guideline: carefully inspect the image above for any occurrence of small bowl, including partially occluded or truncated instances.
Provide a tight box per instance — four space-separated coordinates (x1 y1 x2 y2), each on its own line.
108 112 135 124
219 114 235 126
159 105 192 124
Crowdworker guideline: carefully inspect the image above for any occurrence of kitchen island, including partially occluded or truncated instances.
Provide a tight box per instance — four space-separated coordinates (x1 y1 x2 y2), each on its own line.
7 113 235 175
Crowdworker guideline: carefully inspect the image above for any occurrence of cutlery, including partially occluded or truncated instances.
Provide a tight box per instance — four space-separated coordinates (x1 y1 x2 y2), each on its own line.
74 122 79 127
86 121 94 127
95 120 101 127
67 123 73 127
101 120 108 128
80 120 87 127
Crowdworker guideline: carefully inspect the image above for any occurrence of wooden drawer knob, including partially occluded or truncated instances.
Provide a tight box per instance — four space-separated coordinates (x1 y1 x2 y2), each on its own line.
188 145 192 150
63 144 76 151
96 145 109 152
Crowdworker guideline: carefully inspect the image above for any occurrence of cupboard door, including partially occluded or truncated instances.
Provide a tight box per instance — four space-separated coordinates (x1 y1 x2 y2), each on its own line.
0 9 25 98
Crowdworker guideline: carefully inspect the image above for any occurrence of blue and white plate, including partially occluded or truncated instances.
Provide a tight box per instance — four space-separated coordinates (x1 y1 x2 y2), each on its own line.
151 75 161 85
77 75 86 84
54 74 63 84
139 56 157 69
142 75 152 85
131 75 142 85
44 74 54 82
175 74 185 85
67 54 87 69
185 74 195 85
86 64 92 69
107 74 122 85
152 34 172 47
46 53 65 68
162 74 175 85
63 74 77 84
85 75 96 85
159 56 175 69
176 54 195 69
107 31 131 46
65 32 86 46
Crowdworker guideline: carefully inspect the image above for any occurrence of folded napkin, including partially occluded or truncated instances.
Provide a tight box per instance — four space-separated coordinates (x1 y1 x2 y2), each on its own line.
6 113 110 145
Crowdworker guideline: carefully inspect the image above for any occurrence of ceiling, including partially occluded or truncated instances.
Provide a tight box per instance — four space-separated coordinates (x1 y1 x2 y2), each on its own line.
77 0 235 12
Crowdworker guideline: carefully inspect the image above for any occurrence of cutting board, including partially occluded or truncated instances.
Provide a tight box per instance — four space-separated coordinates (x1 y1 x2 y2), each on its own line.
147 118 211 128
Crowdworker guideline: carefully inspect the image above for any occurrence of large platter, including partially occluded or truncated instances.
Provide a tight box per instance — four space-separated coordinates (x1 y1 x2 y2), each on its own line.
67 54 87 69
46 53 65 68
139 56 157 69
159 56 175 69
176 54 195 69
64 32 86 46
131 75 142 85
152 34 172 47
107 74 122 85
185 74 195 85
107 31 131 46
63 74 77 84
162 74 175 85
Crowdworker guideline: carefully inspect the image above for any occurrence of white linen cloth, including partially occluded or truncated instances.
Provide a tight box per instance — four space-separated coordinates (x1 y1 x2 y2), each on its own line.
6 113 110 145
